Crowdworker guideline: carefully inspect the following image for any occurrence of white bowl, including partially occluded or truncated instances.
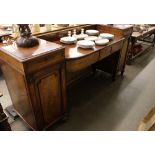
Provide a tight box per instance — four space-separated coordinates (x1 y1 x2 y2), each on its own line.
95 38 109 45
84 36 98 41
60 36 77 44
77 40 95 49
74 34 88 40
86 29 99 36
99 33 114 40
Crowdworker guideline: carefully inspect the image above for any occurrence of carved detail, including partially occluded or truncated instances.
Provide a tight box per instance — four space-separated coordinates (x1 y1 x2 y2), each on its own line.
16 24 39 48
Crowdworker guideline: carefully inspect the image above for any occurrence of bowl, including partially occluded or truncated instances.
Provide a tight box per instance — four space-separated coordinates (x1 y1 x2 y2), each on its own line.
60 36 77 44
77 40 95 49
86 29 99 36
95 38 109 45
84 36 98 41
99 33 114 40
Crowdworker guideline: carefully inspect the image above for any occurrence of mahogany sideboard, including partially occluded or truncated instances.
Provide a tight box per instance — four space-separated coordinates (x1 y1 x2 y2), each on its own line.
0 24 133 130
0 39 67 130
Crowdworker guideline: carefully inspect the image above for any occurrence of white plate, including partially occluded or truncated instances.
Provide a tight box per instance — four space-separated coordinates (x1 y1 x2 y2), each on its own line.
95 38 109 45
60 36 77 44
77 40 95 49
86 29 99 36
84 36 98 41
74 34 88 40
99 33 114 39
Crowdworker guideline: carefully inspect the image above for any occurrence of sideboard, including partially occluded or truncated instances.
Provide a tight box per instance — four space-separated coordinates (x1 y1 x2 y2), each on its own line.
0 24 133 130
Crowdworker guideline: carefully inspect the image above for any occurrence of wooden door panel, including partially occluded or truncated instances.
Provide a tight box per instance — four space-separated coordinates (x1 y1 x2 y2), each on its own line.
37 70 62 125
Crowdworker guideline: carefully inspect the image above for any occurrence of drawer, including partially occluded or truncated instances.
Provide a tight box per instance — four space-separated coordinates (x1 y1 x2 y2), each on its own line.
24 49 65 74
99 46 111 60
111 40 123 53
66 52 99 72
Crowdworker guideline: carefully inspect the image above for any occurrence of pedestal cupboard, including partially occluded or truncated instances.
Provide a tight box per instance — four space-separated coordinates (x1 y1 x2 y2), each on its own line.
0 39 67 130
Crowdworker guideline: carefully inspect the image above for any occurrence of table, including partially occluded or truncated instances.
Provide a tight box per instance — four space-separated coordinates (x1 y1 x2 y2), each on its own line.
127 26 155 63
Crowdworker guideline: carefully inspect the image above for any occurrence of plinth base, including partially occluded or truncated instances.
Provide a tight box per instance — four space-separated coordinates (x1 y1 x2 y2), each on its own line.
5 105 18 120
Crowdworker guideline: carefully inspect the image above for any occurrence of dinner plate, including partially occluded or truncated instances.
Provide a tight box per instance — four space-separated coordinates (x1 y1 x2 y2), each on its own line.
95 38 109 45
77 40 95 49
84 36 98 41
99 33 114 40
60 36 77 44
86 29 99 36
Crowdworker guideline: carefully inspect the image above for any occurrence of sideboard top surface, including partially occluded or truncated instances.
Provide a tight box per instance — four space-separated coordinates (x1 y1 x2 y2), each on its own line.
0 39 64 62
54 36 124 60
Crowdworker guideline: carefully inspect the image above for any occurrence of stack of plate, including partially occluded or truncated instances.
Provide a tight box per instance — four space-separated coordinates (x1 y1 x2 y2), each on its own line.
77 40 95 49
99 33 114 40
84 36 98 41
60 36 77 44
95 38 109 45
86 29 99 36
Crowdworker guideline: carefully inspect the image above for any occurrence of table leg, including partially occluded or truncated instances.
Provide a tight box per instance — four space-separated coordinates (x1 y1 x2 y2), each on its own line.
127 37 136 64
92 66 97 76
153 33 155 47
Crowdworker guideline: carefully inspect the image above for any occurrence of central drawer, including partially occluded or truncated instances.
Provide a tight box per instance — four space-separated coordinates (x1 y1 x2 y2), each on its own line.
66 52 99 72
99 46 111 60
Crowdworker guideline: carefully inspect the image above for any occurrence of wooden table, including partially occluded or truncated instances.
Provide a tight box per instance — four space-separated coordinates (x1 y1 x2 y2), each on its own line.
127 26 155 63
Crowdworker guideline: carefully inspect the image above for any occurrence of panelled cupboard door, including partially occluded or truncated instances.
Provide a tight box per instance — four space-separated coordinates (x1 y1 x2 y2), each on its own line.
38 70 62 125
32 65 66 128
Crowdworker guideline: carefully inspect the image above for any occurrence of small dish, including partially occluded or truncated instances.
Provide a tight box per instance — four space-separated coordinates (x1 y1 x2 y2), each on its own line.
77 40 95 49
74 34 88 40
60 36 77 44
86 29 99 36
99 33 114 40
84 36 98 41
95 38 109 45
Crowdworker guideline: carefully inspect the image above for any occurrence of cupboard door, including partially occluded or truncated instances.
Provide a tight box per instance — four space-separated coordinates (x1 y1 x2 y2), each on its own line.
37 69 63 126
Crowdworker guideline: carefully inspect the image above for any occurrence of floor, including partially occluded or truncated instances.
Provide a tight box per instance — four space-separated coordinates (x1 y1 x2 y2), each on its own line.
1 45 155 131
